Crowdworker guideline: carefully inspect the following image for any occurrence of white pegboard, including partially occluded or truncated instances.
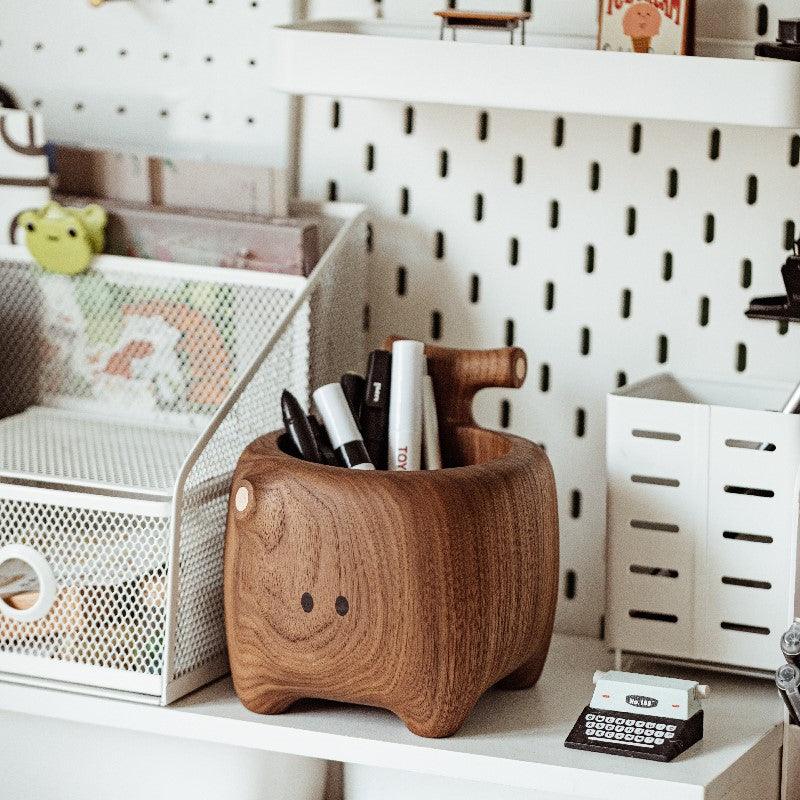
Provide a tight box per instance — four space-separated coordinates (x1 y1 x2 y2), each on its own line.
0 0 297 164
299 98 800 637
2 0 800 639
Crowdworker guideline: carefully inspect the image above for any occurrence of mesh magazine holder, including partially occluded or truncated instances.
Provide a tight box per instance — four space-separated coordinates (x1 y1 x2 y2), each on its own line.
0 201 365 703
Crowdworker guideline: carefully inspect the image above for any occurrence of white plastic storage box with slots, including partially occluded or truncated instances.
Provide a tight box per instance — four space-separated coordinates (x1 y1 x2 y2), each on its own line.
606 373 800 673
0 200 366 704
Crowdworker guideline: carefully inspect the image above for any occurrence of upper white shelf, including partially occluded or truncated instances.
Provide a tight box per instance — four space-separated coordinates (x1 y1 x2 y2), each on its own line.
270 19 800 128
0 635 784 800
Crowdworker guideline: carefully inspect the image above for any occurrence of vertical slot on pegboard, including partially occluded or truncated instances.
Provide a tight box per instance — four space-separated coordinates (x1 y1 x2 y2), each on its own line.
746 175 758 206
735 343 747 372
785 220 796 250
544 281 555 311
571 490 582 519
565 569 577 599
404 105 414 135
477 111 489 142
580 327 591 356
550 200 560 228
431 310 442 340
439 149 449 178
589 162 600 191
630 123 642 154
791 135 800 167
505 319 515 347
553 116 565 148
540 364 550 392
575 408 586 438
657 334 668 364
474 193 484 222
699 296 710 327
585 244 595 273
756 3 769 36
709 129 721 161
400 186 410 216
626 207 637 236
620 288 632 319
509 237 519 266
500 399 511 428
741 259 752 288
513 155 524 185
435 231 445 259
662 251 673 281
666 168 678 198
704 214 715 243
469 274 480 303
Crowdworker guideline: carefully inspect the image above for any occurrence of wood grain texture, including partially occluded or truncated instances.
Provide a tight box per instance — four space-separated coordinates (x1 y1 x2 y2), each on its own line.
224 345 558 738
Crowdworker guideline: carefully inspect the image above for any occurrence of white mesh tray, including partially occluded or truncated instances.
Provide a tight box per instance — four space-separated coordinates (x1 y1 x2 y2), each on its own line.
0 407 195 496
0 200 367 702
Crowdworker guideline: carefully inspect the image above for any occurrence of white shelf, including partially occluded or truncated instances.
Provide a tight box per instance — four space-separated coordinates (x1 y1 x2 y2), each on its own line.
0 635 784 800
270 20 800 128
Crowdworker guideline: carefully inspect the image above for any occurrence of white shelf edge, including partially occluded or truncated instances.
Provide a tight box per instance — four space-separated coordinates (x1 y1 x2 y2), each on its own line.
270 19 800 128
0 635 784 800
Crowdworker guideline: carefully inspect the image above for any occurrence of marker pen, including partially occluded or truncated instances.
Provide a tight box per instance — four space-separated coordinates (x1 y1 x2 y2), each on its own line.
360 349 392 470
313 383 375 470
307 414 338 467
281 390 322 463
422 373 442 470
388 339 424 471
340 372 366 421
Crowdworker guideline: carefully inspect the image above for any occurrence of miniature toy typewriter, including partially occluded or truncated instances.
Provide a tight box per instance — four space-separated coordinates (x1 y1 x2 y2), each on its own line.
565 670 709 762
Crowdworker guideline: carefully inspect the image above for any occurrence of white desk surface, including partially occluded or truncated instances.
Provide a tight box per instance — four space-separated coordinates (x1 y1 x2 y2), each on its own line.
0 634 784 800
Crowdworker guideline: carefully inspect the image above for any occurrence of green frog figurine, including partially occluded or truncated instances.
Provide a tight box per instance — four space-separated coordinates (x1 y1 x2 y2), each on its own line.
18 201 107 276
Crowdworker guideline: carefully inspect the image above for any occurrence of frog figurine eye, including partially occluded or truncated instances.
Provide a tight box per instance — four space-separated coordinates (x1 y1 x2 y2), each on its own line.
18 201 107 276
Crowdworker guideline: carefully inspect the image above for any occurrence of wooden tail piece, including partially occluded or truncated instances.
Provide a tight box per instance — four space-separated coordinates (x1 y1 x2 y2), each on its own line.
382 337 527 428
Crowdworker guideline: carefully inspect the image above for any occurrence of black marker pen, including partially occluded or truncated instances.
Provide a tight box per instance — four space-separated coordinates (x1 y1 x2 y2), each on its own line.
307 414 338 466
281 390 322 463
313 383 374 470
340 372 366 422
359 350 392 470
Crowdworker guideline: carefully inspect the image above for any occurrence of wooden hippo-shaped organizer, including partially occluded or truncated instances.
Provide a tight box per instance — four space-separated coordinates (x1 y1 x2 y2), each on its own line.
224 342 559 738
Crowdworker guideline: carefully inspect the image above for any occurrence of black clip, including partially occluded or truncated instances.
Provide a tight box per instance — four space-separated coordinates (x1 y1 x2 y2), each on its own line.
746 238 800 322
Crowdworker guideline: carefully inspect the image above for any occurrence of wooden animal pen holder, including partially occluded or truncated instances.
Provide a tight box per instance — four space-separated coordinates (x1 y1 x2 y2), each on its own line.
223 343 559 738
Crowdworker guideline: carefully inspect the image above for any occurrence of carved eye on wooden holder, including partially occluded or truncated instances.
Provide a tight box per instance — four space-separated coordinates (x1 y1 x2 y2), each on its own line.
223 342 559 738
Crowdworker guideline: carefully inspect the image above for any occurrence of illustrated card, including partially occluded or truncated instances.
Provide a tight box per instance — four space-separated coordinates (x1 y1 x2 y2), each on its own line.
599 0 693 55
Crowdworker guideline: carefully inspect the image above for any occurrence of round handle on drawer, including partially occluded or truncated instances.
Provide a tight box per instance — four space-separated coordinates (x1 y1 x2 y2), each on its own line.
0 544 57 622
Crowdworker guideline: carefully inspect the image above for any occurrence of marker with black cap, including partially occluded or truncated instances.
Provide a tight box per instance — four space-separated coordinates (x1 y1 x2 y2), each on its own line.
340 372 366 422
359 350 392 470
281 389 321 463
307 414 338 466
313 383 375 470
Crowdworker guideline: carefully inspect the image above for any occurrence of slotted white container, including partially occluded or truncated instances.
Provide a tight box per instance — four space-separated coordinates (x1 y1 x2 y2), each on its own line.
0 200 366 704
606 373 800 673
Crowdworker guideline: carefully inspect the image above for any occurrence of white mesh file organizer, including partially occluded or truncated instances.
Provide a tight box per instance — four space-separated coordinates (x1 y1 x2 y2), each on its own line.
0 200 366 703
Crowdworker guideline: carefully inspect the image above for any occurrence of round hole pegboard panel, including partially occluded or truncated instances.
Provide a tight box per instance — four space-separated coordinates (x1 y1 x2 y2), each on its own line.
0 0 296 164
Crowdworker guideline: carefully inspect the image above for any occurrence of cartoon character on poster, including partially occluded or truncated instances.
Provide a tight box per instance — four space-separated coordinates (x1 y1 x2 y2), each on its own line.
598 0 694 55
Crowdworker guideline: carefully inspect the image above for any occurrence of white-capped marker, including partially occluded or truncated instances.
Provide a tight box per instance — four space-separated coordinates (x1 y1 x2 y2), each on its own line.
422 373 442 470
388 339 424 471
313 383 375 470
